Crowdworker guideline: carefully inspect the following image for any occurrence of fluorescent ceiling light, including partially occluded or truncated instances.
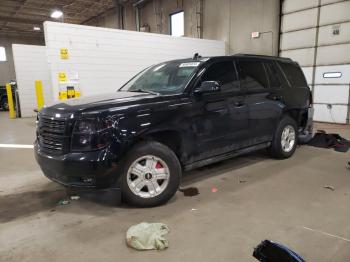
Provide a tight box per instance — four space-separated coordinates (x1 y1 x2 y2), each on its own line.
323 72 342 78
33 26 41 31
51 10 63 19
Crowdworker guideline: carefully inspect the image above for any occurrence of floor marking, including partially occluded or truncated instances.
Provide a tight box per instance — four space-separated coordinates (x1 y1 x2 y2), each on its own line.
303 226 350 242
0 144 34 149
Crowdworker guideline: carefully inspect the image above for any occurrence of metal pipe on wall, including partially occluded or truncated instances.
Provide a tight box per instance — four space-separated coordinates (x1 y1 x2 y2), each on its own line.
135 7 140 31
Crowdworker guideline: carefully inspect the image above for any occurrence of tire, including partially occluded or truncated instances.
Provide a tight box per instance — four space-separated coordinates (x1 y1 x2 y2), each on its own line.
120 141 182 207
1 98 9 111
269 116 298 159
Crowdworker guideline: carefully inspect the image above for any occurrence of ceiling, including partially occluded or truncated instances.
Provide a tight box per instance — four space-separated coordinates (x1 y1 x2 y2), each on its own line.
0 0 128 36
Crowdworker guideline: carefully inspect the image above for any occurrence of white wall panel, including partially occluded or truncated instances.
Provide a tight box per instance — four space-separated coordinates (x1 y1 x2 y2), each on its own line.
280 48 315 67
316 44 350 65
318 22 350 46
315 65 350 84
12 44 52 117
282 0 319 14
301 67 314 85
319 1 350 26
313 104 348 123
44 22 225 100
281 8 318 33
321 0 346 4
313 85 349 104
280 28 316 50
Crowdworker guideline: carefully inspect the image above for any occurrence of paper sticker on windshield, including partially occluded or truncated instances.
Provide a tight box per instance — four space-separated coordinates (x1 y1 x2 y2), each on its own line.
179 62 200 68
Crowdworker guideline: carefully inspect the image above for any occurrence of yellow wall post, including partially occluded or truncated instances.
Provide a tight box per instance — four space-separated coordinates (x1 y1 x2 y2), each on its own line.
35 80 45 111
5 83 16 119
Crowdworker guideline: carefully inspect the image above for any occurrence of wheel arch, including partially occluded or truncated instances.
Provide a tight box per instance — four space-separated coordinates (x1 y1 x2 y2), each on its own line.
131 129 186 164
282 108 308 130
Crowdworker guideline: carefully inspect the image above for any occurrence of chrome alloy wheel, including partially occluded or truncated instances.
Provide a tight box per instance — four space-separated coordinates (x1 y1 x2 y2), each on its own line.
126 155 170 198
281 125 296 153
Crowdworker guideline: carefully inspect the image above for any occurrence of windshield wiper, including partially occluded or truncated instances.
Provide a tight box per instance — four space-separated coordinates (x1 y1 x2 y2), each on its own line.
129 89 159 95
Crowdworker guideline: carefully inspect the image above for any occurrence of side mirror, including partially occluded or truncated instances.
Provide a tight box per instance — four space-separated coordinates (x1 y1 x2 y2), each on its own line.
194 81 221 94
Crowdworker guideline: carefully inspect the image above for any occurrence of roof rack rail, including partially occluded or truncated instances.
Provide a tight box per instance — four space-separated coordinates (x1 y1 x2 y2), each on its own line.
233 53 292 61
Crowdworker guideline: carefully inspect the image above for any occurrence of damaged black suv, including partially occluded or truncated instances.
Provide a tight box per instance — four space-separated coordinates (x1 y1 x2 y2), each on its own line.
35 54 313 207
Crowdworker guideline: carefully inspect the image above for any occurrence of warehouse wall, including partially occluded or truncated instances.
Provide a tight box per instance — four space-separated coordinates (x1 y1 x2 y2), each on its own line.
0 35 44 86
87 0 280 56
12 45 53 117
44 22 225 100
280 0 350 124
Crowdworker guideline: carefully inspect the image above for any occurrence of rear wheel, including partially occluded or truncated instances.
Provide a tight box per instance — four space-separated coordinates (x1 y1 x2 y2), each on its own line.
269 116 298 159
120 141 181 207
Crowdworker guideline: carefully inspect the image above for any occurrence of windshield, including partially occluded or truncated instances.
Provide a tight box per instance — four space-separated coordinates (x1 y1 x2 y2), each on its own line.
120 61 201 95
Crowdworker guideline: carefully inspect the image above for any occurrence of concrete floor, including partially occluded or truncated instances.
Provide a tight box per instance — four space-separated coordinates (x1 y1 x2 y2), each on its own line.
1 111 350 262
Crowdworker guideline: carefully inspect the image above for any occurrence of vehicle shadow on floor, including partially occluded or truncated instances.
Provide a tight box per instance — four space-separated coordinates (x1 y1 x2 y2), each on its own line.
0 188 68 223
4 147 319 222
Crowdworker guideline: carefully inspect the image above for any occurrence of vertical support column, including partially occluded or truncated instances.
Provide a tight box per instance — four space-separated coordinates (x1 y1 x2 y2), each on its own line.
35 80 45 111
311 0 321 96
5 83 16 119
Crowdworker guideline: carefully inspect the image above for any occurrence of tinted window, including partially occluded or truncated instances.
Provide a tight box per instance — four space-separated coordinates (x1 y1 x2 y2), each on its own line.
202 61 239 92
238 60 268 90
278 62 307 87
120 61 199 94
265 62 282 89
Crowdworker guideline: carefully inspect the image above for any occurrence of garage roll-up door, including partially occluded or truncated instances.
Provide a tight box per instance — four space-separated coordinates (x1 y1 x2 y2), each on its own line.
279 0 350 124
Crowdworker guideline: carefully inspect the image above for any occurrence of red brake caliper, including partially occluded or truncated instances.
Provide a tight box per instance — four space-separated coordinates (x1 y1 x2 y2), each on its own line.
155 162 163 169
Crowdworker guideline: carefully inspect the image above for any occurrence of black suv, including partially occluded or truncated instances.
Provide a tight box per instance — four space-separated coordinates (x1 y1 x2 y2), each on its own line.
34 55 313 206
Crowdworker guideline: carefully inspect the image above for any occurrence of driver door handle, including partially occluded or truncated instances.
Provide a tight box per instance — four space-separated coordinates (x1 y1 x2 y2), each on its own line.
267 93 283 101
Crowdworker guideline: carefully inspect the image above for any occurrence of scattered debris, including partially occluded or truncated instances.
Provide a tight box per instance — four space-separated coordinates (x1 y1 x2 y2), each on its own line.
58 199 70 205
239 180 247 183
253 240 305 262
308 130 350 153
70 195 80 200
126 222 170 251
179 187 199 197
324 185 335 191
211 187 218 193
191 208 197 211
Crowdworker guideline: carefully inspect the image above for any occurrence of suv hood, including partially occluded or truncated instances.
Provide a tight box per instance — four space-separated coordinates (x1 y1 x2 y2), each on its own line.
41 91 158 117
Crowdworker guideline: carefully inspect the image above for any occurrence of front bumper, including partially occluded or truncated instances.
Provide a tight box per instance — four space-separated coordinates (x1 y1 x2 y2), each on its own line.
34 141 120 188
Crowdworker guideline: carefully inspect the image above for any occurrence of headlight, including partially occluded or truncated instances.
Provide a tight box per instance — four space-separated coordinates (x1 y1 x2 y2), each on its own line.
71 118 113 152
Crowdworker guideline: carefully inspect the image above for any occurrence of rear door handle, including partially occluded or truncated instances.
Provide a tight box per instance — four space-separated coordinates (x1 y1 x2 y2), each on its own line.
234 101 245 107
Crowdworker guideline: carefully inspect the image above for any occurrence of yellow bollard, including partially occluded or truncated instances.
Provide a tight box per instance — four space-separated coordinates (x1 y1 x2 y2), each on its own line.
5 83 16 119
35 80 45 111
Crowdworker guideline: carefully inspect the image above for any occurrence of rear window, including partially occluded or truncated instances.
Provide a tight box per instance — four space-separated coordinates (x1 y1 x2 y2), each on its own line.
238 60 268 90
278 62 307 87
264 62 282 89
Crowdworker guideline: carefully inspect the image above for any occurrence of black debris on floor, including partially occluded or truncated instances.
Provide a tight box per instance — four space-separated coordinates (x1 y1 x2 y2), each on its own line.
179 187 200 197
308 130 350 153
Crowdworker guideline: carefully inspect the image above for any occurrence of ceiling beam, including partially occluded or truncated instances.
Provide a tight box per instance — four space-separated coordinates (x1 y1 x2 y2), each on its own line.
0 16 49 25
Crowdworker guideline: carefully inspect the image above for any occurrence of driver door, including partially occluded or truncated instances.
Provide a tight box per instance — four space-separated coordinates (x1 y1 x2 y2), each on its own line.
191 59 249 161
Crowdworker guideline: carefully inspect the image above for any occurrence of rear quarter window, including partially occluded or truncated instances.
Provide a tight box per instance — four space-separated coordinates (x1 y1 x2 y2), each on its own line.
278 62 307 88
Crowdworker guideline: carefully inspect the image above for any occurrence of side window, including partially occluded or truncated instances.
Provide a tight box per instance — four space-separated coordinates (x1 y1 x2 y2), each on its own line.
201 61 239 92
265 62 282 89
238 60 268 90
278 62 307 87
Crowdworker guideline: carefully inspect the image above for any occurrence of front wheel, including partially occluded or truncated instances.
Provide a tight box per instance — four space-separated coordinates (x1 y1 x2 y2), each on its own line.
269 116 298 159
120 141 181 207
